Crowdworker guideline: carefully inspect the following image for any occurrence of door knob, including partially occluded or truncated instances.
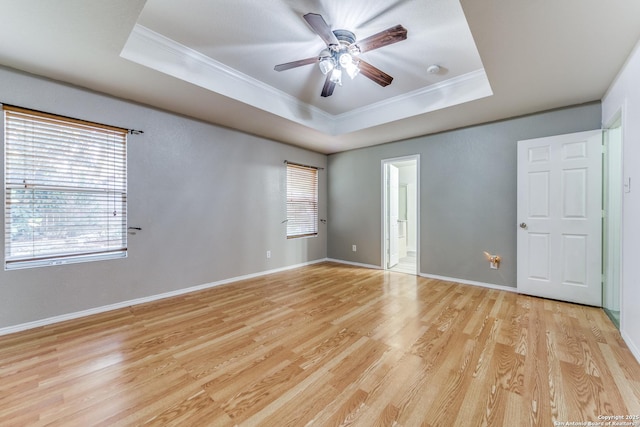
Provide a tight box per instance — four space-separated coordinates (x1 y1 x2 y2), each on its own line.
519 222 527 229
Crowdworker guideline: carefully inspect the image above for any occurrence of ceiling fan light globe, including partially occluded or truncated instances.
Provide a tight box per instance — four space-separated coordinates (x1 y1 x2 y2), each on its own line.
338 52 352 68
318 58 334 75
330 68 342 85
346 62 360 80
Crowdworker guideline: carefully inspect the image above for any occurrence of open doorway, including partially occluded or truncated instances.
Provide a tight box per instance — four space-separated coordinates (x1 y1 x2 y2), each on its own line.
603 114 623 329
382 156 419 274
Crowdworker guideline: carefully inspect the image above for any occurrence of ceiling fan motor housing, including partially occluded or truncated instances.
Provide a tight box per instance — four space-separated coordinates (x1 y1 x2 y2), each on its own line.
274 13 406 97
318 29 361 84
331 29 360 57
332 29 356 47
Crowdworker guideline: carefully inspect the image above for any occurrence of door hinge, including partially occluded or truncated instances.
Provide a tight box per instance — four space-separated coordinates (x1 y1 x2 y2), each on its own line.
602 209 606 218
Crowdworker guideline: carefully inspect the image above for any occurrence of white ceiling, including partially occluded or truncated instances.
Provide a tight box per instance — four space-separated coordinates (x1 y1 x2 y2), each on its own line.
0 0 639 154
122 0 491 136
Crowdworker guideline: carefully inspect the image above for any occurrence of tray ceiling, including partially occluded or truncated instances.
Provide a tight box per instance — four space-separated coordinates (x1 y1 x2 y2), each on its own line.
122 0 491 135
0 1 639 153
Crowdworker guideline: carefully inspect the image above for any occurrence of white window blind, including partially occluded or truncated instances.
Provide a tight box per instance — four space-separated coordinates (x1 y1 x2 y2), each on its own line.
4 105 128 270
286 163 318 239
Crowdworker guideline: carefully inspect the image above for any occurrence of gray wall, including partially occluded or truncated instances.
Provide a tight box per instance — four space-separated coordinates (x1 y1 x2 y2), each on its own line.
0 65 602 329
0 67 327 329
327 103 601 287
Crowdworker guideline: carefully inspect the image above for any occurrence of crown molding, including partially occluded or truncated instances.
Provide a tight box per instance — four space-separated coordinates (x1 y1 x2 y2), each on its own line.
332 69 492 134
121 24 492 135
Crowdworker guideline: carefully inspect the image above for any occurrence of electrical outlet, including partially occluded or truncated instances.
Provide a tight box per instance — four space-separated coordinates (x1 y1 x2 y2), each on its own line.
266 250 271 259
352 245 357 252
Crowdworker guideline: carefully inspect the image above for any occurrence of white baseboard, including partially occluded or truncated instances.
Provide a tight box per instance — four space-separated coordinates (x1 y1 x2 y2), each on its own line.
0 258 327 337
7 259 633 365
326 260 518 296
621 330 640 365
326 258 383 270
419 273 518 293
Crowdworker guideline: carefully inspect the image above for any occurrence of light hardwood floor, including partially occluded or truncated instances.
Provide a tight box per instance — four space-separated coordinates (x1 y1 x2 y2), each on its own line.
1 262 639 426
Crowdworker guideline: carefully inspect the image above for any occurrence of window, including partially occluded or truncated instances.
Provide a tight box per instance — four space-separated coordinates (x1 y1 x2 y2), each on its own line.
4 105 128 270
286 163 318 239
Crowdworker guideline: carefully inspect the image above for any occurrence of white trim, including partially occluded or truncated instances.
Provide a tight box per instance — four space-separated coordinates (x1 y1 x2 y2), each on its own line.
120 24 334 134
415 157 421 268
325 260 518 294
322 260 518 294
382 160 388 270
0 259 327 337
120 24 492 136
326 258 382 270
332 70 492 135
419 273 518 293
602 110 624 331
382 155 420 275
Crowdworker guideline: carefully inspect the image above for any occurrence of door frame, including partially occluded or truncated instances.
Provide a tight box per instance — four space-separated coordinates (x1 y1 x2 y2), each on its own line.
388 163 400 268
381 155 420 273
603 110 624 328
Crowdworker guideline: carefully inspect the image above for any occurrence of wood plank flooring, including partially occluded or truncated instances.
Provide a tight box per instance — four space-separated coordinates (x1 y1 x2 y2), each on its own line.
1 262 639 426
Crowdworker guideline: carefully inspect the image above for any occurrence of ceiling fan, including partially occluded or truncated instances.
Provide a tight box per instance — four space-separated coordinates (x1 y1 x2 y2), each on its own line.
274 13 408 97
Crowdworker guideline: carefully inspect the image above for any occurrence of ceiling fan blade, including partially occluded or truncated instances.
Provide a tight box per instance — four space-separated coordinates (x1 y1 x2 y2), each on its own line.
358 60 393 87
274 57 319 72
321 74 336 97
356 25 407 53
304 13 339 46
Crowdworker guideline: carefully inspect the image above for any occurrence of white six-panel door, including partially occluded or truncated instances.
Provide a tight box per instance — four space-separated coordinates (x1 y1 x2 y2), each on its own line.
517 130 602 306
